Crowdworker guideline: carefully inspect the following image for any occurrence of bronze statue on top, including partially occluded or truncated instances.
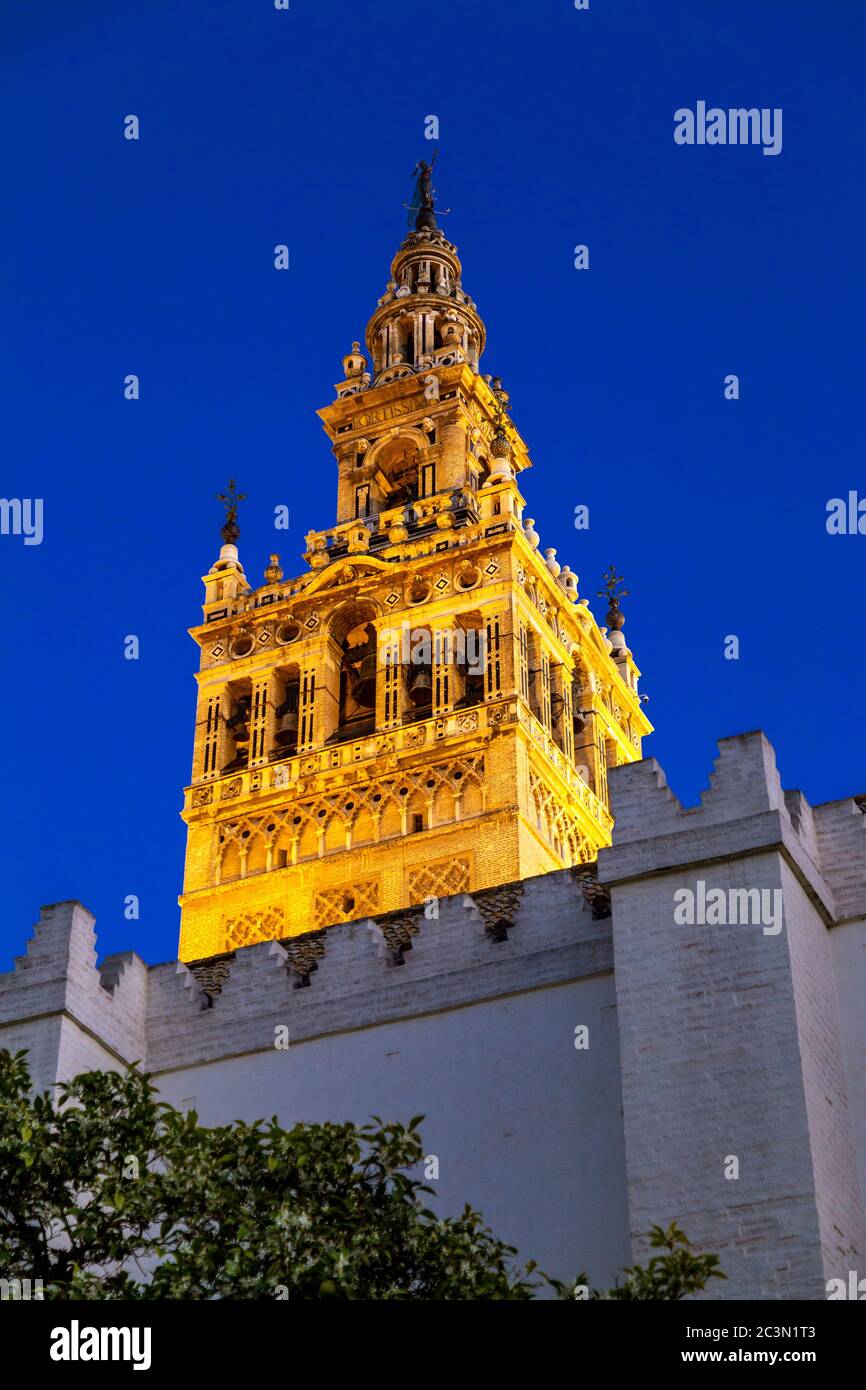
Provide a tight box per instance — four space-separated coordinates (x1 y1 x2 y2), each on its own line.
407 152 449 229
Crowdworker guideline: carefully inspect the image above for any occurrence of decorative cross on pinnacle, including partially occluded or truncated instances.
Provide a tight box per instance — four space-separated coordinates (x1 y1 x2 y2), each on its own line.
216 479 246 545
597 564 629 630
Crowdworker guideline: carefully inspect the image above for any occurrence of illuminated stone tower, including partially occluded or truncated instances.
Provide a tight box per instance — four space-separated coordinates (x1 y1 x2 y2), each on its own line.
177 170 652 961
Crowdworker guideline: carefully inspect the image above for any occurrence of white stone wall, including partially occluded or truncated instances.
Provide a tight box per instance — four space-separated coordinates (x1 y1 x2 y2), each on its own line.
0 1015 64 1094
2 730 864 1300
156 975 629 1288
780 859 865 1289
829 917 866 1215
600 732 866 1299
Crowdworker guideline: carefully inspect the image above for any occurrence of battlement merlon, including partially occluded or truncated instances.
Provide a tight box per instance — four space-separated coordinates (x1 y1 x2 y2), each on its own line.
598 730 866 924
0 901 149 1086
2 870 609 1080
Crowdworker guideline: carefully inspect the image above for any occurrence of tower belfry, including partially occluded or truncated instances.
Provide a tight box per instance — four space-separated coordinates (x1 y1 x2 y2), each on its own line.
178 170 652 961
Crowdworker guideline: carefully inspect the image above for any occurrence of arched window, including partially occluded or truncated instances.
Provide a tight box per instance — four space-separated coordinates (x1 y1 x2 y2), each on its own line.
336 621 377 741
375 436 422 509
222 682 252 773
272 665 300 759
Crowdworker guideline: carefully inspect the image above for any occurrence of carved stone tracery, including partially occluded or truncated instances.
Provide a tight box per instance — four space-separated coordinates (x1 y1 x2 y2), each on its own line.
528 767 594 866
215 754 486 880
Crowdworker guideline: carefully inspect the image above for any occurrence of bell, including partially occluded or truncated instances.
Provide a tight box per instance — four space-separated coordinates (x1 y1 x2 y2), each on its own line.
274 710 299 747
572 708 586 735
350 652 377 708
226 701 250 742
409 670 432 706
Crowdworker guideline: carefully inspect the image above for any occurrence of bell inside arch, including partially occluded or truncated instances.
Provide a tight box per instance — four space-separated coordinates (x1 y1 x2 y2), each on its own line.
274 683 300 747
275 709 299 747
409 669 432 706
226 698 251 743
350 652 378 709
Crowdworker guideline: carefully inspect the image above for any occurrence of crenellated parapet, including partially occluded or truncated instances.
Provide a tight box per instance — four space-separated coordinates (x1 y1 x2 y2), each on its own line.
1 869 609 1080
598 732 866 1300
598 730 864 921
0 902 149 1089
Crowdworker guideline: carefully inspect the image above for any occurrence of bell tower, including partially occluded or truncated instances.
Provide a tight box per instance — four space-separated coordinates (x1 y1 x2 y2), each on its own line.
177 168 652 963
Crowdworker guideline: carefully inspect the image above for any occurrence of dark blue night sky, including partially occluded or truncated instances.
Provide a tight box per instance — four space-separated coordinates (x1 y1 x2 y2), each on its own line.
1 1 863 967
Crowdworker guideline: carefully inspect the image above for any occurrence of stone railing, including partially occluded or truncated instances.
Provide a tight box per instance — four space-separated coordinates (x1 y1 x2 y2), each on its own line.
187 696 612 835
186 698 514 810
303 490 482 565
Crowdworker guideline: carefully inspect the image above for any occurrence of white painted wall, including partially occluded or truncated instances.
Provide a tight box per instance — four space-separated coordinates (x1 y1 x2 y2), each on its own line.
155 975 630 1290
0 1016 63 1094
830 916 866 1216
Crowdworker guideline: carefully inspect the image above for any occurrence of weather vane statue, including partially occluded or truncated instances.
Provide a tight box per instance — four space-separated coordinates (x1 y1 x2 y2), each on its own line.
216 478 246 545
406 151 450 229
412 157 435 209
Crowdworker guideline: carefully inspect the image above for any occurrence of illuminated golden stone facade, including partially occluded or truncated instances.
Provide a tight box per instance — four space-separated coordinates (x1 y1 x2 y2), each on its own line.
177 199 652 961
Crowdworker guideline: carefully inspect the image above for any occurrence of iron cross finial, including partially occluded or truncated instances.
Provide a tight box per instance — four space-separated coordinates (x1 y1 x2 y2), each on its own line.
597 564 629 628
215 478 246 545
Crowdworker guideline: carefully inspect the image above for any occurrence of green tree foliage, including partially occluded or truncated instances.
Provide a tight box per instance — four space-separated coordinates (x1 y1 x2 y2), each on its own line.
0 1050 723 1300
554 1223 726 1300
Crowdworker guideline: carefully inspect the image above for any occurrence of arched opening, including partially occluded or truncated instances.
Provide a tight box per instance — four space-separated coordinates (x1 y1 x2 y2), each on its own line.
403 624 432 721
526 632 551 730
246 832 267 876
571 656 595 781
296 817 318 862
273 827 291 870
399 318 415 366
337 620 377 738
322 603 381 746
222 680 252 773
454 611 485 709
319 600 383 746
220 839 242 882
375 435 423 509
379 797 402 840
324 814 346 854
271 664 300 760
